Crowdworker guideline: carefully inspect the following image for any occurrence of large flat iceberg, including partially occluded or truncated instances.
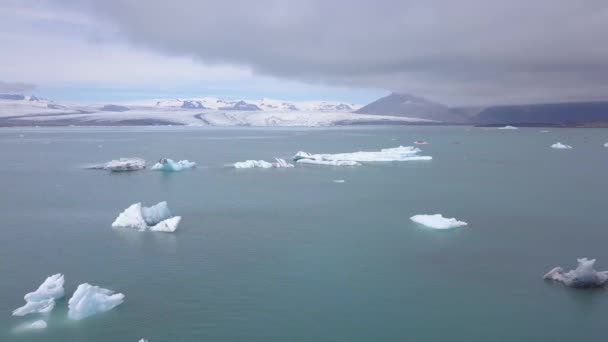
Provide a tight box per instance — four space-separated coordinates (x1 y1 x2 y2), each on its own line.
88 158 146 171
68 283 125 320
13 274 65 316
551 142 572 149
234 158 294 168
410 214 468 229
293 146 431 166
498 125 518 130
151 158 196 171
543 258 608 288
112 201 179 232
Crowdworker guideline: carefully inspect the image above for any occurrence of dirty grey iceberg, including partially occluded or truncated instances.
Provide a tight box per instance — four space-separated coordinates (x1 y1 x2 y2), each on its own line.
151 158 196 171
293 146 431 166
543 258 608 288
112 201 180 232
13 274 65 316
89 158 146 171
234 158 294 169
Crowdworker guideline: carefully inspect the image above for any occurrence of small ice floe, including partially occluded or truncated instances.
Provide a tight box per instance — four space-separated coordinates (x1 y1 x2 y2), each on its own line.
112 201 180 232
410 214 468 230
414 140 428 145
88 158 146 171
139 339 148 342
543 258 608 288
13 274 65 316
604 142 608 147
67 283 125 320
13 320 48 333
540 130 550 133
233 158 294 169
293 146 431 166
551 142 573 149
151 158 196 171
333 179 345 183
498 125 518 130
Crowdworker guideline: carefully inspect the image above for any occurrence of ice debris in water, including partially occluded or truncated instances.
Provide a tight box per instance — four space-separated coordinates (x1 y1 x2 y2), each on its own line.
13 274 65 316
88 158 146 171
333 179 345 183
551 142 573 149
543 258 608 288
410 214 468 229
498 125 518 130
293 146 431 166
112 201 180 232
67 283 125 320
540 130 550 133
25 320 47 330
234 158 294 168
151 158 196 171
604 142 608 147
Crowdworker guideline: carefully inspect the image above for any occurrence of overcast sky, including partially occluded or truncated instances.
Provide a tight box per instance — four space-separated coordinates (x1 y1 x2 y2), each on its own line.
2 0 608 105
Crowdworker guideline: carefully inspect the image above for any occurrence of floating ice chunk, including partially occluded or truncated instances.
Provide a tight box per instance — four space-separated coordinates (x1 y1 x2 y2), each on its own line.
293 146 431 165
410 214 468 229
149 216 181 233
414 140 428 145
296 158 361 166
151 158 196 171
498 125 518 130
141 201 172 226
234 158 294 168
333 179 345 183
26 320 47 330
543 258 608 288
604 142 608 147
13 274 65 316
68 283 125 320
88 158 146 171
139 339 148 342
540 130 550 133
112 203 148 231
551 142 572 149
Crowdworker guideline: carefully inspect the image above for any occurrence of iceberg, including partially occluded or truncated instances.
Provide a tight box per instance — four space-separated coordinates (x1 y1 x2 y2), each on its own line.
112 201 178 232
551 142 573 149
498 125 518 130
604 142 608 147
25 320 47 330
540 130 550 133
333 179 345 183
151 158 196 171
234 158 294 169
149 216 181 232
68 283 125 320
410 214 468 229
13 274 65 316
293 146 431 166
543 258 608 288
88 158 146 171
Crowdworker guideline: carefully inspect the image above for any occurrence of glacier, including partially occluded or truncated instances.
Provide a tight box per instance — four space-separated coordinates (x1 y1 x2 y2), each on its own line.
234 158 294 169
543 258 608 288
89 158 146 171
551 142 573 149
112 201 179 232
13 274 65 316
410 214 468 229
293 146 431 166
68 283 125 320
151 158 196 171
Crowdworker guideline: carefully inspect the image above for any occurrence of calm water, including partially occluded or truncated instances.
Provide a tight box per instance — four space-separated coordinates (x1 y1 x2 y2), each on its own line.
1 126 608 341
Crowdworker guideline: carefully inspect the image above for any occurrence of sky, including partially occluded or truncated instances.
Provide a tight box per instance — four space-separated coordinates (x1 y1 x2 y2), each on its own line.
2 0 608 106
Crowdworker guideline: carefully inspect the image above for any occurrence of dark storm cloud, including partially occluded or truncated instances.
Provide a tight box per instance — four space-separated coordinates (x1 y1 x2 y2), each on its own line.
0 81 37 93
65 0 608 105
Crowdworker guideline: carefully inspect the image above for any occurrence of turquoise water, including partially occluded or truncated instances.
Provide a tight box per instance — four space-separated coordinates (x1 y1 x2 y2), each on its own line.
1 126 608 341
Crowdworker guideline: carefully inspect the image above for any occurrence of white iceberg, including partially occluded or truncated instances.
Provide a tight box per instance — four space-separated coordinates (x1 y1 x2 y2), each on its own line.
293 146 431 166
68 283 125 320
543 258 608 288
13 274 65 316
234 158 294 169
26 320 47 330
149 216 181 232
333 179 345 183
112 201 178 232
604 142 608 147
410 214 468 229
551 142 573 149
151 158 196 171
498 125 518 130
89 158 146 171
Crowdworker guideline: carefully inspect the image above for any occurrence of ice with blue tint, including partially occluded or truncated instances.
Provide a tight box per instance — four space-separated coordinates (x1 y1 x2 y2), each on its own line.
112 202 178 232
544 258 608 288
13 274 65 316
67 283 125 320
151 158 196 171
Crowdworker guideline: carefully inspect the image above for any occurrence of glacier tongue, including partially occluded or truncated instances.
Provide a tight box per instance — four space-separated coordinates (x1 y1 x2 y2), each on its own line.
67 283 125 320
13 273 65 316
